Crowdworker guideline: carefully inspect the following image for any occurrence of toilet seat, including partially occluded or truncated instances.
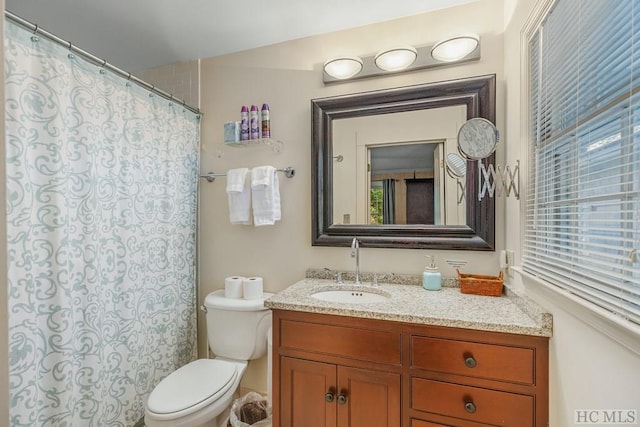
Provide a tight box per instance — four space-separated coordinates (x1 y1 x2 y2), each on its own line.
147 359 238 420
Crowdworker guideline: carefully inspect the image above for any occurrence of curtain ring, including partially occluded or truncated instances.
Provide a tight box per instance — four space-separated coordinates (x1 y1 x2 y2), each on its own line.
31 25 40 42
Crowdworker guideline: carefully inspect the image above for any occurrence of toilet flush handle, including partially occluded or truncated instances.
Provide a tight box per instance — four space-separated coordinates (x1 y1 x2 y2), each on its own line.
199 305 207 313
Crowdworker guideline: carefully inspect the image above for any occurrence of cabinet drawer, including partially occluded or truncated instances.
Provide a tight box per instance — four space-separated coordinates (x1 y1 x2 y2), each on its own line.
411 336 534 385
280 319 402 365
412 420 451 427
411 378 533 426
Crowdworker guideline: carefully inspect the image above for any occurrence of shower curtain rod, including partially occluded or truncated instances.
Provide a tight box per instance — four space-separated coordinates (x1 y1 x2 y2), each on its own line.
5 10 202 116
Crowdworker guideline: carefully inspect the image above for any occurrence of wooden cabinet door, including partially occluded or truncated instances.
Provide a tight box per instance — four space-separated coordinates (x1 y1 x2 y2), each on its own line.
336 366 401 427
280 357 337 427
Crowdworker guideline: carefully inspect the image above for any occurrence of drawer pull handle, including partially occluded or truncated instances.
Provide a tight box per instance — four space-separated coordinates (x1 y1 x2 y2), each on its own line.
464 401 477 414
464 356 477 368
337 394 347 404
325 393 335 403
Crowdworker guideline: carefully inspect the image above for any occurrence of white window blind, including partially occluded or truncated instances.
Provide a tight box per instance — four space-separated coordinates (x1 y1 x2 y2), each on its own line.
525 0 640 326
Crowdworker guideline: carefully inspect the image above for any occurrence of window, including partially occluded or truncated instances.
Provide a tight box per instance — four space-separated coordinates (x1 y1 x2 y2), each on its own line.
370 183 384 224
525 0 640 327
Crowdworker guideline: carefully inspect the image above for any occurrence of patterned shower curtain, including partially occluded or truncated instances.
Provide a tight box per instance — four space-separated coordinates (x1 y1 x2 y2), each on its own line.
5 21 199 426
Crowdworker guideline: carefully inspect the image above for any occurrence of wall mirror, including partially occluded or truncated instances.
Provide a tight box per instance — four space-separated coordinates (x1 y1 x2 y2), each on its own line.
311 74 496 250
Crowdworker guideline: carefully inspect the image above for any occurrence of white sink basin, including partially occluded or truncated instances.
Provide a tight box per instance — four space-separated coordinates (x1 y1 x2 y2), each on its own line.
310 289 390 304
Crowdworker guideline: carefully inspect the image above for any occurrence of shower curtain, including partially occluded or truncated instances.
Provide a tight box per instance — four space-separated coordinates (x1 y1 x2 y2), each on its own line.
382 179 395 224
5 21 199 426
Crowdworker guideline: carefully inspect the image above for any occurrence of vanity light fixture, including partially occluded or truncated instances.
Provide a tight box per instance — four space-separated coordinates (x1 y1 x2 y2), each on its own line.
323 56 363 80
374 46 417 72
323 34 480 84
431 34 480 62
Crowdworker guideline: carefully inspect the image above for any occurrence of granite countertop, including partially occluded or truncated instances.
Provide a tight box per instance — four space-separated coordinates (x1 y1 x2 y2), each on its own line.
264 269 552 337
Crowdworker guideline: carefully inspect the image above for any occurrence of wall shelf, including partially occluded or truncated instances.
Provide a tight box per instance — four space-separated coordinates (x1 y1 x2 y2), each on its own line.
224 138 283 153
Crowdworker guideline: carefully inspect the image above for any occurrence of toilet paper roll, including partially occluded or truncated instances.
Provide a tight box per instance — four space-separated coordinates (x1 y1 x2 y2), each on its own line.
243 277 264 300
225 276 245 298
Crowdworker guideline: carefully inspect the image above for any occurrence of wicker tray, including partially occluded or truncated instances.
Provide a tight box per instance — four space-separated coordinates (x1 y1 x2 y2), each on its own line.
457 269 504 297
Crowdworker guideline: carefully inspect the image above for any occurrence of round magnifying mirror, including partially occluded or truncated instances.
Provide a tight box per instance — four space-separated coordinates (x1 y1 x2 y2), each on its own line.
457 117 500 160
445 152 467 178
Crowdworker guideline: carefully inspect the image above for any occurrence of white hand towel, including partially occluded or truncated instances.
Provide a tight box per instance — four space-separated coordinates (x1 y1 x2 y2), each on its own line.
251 166 281 226
226 168 252 225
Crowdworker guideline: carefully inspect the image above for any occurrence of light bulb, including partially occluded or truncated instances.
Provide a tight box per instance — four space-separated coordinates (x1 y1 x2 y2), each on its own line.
431 34 479 62
374 47 417 72
323 57 363 79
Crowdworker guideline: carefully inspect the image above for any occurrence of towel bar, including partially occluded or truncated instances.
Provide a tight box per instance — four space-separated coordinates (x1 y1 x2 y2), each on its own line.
199 167 295 183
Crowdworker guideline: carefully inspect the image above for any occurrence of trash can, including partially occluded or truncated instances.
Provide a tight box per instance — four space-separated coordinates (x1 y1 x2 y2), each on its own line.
229 391 272 427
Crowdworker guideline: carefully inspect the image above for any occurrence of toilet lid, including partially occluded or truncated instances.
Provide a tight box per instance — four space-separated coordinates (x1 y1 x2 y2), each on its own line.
147 359 237 416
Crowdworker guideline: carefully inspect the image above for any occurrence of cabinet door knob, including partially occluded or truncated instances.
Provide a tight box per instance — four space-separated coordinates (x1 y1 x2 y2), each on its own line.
464 401 477 414
464 356 477 368
337 394 347 404
325 393 335 403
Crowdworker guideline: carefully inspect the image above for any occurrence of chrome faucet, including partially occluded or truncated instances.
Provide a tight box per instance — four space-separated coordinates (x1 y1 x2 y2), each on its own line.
351 237 361 284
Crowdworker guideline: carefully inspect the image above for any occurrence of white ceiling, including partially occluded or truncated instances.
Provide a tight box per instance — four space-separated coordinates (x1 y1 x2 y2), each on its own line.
5 0 475 72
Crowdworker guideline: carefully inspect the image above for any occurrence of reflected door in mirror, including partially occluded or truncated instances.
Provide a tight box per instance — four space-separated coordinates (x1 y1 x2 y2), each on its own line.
406 178 434 224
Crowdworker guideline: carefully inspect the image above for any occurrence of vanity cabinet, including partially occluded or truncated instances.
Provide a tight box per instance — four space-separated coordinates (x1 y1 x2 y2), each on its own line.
280 357 400 427
272 309 548 427
273 310 402 427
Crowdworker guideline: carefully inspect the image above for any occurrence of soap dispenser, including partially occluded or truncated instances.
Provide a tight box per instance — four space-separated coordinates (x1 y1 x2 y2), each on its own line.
423 255 442 291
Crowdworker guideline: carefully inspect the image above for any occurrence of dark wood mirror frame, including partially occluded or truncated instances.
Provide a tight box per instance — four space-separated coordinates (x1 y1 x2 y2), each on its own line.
311 74 496 250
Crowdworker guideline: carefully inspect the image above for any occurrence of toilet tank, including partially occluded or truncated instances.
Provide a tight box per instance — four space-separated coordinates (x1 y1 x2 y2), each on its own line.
204 290 273 360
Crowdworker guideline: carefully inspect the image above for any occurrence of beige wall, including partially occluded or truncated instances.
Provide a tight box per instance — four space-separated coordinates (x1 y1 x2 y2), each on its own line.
503 0 640 425
136 60 200 108
198 0 505 393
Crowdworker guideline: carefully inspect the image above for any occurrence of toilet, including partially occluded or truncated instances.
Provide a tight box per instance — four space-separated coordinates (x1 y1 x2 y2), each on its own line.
144 289 273 427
